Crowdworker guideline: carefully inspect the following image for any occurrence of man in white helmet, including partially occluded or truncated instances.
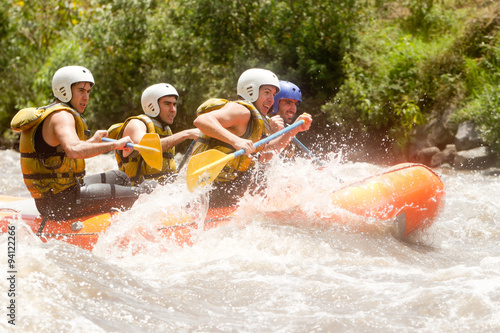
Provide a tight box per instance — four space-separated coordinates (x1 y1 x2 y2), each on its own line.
11 66 152 221
107 83 199 185
189 68 312 208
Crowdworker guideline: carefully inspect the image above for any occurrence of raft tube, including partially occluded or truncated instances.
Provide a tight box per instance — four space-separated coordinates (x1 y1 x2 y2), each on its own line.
327 163 444 236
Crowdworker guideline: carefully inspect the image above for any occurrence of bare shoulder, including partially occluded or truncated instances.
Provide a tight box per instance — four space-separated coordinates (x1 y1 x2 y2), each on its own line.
45 110 76 132
43 110 77 147
224 101 250 114
123 118 147 142
124 118 147 133
214 101 251 120
208 102 250 132
47 109 76 123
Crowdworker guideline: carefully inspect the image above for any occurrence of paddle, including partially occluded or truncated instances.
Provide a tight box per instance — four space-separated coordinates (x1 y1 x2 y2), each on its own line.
176 139 196 172
187 119 304 192
292 136 343 182
102 133 162 170
292 137 325 168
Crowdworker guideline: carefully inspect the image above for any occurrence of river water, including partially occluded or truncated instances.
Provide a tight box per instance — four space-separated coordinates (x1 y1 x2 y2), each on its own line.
1 149 499 332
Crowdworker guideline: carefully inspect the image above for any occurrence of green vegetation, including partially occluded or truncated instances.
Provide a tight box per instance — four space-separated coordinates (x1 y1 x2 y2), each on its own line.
323 0 499 156
1 0 499 158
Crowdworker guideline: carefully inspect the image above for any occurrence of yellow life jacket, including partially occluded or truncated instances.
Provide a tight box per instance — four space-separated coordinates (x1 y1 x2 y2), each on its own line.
107 114 176 185
11 103 89 199
191 98 269 182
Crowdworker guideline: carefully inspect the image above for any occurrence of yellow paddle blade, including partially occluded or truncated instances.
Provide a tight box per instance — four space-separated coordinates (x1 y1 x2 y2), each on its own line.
136 133 162 170
186 149 235 192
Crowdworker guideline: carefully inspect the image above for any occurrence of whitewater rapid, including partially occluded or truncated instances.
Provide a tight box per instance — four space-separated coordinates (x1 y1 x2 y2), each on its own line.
1 149 499 332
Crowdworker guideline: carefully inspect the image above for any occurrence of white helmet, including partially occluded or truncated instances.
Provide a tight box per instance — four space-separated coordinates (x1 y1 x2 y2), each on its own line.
237 68 280 102
52 66 95 103
141 83 179 117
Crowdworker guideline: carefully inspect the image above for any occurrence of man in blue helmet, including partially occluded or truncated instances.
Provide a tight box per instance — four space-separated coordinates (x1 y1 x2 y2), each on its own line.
270 81 302 125
268 80 304 159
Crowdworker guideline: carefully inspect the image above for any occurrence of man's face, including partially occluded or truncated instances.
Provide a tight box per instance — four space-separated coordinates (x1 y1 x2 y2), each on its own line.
254 85 278 116
70 82 93 113
158 95 178 125
276 98 299 124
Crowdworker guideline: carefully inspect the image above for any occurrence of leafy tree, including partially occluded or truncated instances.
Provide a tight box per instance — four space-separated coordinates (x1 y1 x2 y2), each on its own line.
76 0 153 128
0 0 91 146
321 0 500 156
1 0 499 160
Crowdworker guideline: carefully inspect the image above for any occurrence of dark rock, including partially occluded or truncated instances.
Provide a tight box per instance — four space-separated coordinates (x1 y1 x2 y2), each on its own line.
415 146 440 166
455 121 483 151
408 125 432 162
482 167 500 176
428 118 454 148
453 146 495 170
430 144 457 167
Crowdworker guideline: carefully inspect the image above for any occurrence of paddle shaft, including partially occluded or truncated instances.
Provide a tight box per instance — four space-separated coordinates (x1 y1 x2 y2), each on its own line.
189 119 304 178
232 119 304 159
101 137 157 152
177 139 196 172
292 137 325 167
291 131 343 183
101 133 163 170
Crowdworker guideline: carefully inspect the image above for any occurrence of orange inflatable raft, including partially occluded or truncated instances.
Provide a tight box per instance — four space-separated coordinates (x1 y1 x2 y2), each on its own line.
0 163 444 251
313 163 444 236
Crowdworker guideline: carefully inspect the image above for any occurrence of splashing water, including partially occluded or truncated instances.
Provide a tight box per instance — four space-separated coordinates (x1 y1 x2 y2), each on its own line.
1 149 499 332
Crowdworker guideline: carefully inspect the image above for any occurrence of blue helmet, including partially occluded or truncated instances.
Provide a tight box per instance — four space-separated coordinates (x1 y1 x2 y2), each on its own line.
271 81 302 115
